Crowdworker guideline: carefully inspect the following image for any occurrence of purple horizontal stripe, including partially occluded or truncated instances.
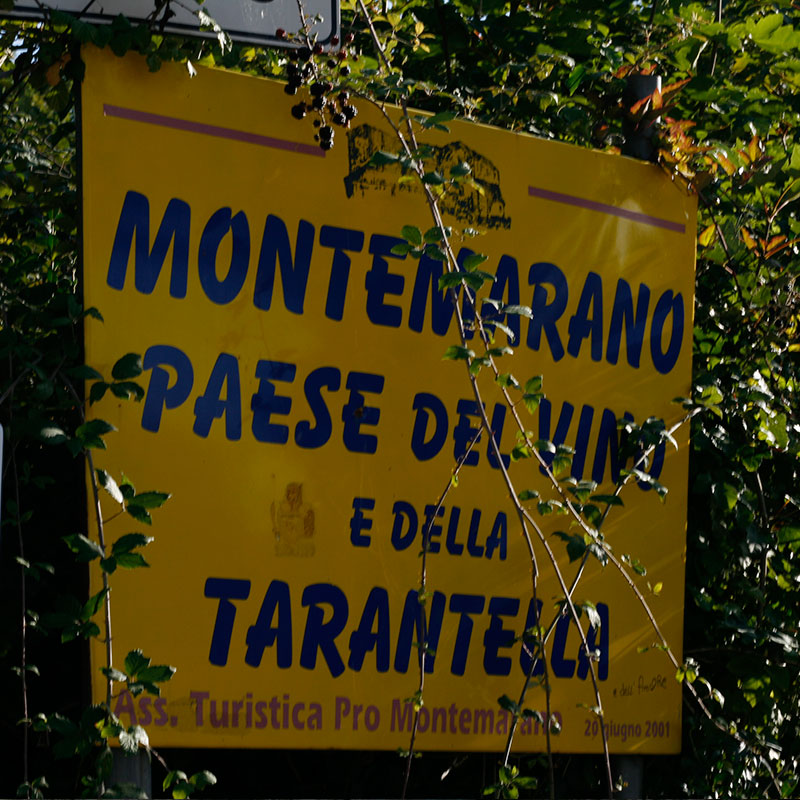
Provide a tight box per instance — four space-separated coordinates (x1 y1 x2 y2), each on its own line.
528 186 684 234
103 104 324 158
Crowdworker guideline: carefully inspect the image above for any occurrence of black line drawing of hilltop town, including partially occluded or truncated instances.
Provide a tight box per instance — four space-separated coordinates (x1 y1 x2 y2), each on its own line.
344 123 512 231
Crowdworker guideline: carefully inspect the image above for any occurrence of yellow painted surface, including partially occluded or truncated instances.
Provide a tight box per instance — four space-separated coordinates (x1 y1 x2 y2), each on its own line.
82 47 696 753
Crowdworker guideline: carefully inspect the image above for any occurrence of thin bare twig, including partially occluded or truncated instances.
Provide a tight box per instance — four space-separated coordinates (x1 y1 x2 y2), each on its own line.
401 430 481 800
64 378 113 710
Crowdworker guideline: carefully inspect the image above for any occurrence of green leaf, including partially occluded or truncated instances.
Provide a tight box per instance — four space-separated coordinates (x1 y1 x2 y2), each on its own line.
751 13 783 39
778 526 800 550
495 373 520 390
112 533 153 556
523 393 543 414
553 531 586 562
421 110 456 129
586 542 608 567
39 426 68 444
442 345 474 361
115 552 150 569
698 385 723 406
789 144 800 174
501 304 533 319
126 505 152 525
468 357 487 375
68 364 104 381
631 558 646 576
137 664 176 683
462 253 488 271
525 376 543 393
423 226 445 243
581 601 601 630
119 725 148 754
190 772 217 790
164 772 188 792
99 720 123 739
101 667 128 682
511 444 532 461
719 483 738 510
81 588 108 621
119 474 136 500
520 709 544 723
110 381 145 401
761 411 789 450
567 64 586 95
439 272 466 290
75 418 116 449
130 491 170 509
63 534 104 562
111 353 143 380
497 694 519 714
369 150 400 166
422 171 445 185
124 650 151 677
97 469 124 504
89 382 109 404
401 225 422 245
425 244 447 262
491 321 515 340
590 494 623 506
462 270 494 290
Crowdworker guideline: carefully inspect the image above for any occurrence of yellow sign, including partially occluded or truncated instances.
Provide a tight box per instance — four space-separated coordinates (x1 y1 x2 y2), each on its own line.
82 47 696 754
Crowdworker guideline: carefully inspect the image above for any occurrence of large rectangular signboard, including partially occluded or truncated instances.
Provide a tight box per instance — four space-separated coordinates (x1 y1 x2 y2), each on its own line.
82 47 696 753
8 1 339 47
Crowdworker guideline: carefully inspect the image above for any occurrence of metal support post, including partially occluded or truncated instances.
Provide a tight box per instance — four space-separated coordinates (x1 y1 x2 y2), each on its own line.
110 748 152 799
613 753 645 799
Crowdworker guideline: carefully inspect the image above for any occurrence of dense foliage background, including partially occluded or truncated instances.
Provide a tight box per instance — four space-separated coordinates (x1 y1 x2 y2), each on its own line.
1 0 798 797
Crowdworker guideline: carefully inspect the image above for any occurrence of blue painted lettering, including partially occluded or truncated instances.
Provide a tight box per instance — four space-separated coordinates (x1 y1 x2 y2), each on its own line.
198 208 250 305
348 587 390 672
300 583 349 677
365 234 405 328
251 360 296 444
141 345 194 433
107 191 190 297
193 353 242 440
320 225 364 321
253 215 314 314
204 577 251 666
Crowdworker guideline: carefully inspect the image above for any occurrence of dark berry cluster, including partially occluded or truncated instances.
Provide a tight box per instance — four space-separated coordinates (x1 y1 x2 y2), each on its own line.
285 65 309 96
283 32 359 151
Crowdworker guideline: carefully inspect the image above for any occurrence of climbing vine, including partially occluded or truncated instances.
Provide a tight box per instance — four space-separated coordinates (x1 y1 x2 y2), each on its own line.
1 1 799 799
